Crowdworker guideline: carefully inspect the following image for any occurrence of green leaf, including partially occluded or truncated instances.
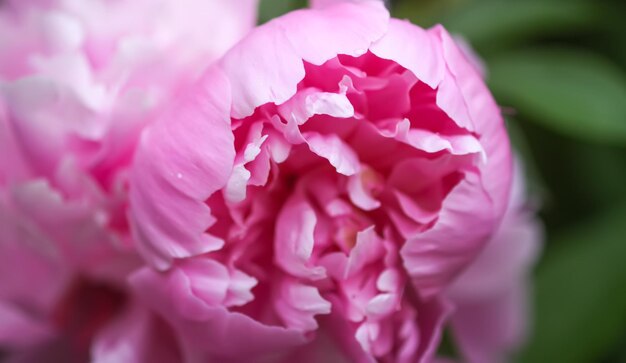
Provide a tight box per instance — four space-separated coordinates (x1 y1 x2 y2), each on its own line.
488 49 626 144
258 0 306 24
518 204 626 363
440 0 605 52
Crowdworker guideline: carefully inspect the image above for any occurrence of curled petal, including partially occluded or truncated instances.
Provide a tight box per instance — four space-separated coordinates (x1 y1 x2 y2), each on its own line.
275 278 331 332
274 193 326 280
400 27 512 298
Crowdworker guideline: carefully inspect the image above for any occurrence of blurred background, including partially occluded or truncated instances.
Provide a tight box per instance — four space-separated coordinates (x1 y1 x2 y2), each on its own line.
259 0 626 362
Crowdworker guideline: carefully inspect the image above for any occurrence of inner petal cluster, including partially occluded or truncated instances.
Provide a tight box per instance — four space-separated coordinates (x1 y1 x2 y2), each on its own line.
195 53 484 359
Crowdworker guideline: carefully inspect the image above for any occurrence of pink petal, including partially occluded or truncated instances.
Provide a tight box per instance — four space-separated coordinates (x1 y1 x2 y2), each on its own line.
130 267 308 361
401 171 495 298
274 193 326 280
400 26 513 298
347 168 382 211
129 68 235 269
345 226 385 278
447 161 542 363
450 285 530 363
303 132 361 176
221 2 389 118
370 19 445 90
0 302 53 349
275 278 331 332
91 304 181 363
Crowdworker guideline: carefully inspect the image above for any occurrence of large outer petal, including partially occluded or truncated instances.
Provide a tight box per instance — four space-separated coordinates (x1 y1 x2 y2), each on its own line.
397 26 513 298
130 267 308 362
129 68 235 270
220 1 389 119
450 284 530 363
447 161 542 363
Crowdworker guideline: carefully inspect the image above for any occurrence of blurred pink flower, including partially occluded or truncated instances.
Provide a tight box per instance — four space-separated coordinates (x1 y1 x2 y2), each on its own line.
445 161 542 363
130 1 513 362
0 0 258 361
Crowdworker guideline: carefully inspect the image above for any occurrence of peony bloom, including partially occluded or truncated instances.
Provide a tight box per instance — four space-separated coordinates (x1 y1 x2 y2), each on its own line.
130 1 513 362
0 0 258 361
445 161 542 363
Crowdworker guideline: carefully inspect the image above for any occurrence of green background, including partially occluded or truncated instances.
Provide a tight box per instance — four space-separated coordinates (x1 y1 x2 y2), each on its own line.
261 0 626 362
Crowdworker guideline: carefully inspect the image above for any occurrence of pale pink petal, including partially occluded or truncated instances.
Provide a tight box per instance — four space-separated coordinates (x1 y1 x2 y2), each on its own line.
222 2 389 118
345 226 385 278
370 19 445 89
275 278 331 332
177 259 230 306
401 171 496 298
129 68 235 269
430 25 513 212
303 132 361 176
277 88 355 126
376 118 485 157
346 168 382 211
274 193 326 280
281 2 389 65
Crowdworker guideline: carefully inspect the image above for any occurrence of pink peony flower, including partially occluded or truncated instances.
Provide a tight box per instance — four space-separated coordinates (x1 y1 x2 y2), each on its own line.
445 161 542 363
0 0 258 361
130 1 513 362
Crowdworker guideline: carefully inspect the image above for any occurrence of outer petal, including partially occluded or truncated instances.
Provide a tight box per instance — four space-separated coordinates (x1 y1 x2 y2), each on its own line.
401 170 496 298
431 25 513 215
221 1 389 118
448 161 542 363
130 267 308 361
400 26 513 298
370 19 445 90
129 68 235 270
450 285 529 363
